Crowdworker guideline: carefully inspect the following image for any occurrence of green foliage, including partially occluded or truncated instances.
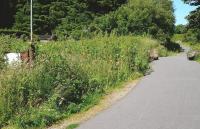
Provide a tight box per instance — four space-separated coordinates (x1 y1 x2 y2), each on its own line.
0 35 168 128
182 0 200 6
187 7 200 29
13 1 30 33
175 24 187 34
163 41 182 52
185 7 200 42
0 36 29 70
184 29 200 42
172 34 185 43
84 0 127 13
66 124 79 129
0 36 29 53
182 0 200 42
90 0 175 41
184 41 200 62
2 0 174 41
13 0 127 36
0 29 29 39
56 0 175 40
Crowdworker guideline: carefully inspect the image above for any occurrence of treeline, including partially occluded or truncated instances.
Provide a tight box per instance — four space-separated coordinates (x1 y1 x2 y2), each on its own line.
0 0 175 41
176 0 200 42
1 0 127 35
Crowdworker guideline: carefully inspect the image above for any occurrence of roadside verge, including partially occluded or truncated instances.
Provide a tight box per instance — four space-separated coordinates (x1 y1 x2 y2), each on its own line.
48 79 140 129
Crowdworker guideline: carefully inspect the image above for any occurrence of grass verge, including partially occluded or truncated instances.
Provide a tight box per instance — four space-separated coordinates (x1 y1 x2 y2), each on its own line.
0 35 175 128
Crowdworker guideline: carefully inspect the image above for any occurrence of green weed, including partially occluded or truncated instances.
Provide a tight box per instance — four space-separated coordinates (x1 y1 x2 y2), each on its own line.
66 124 79 129
0 35 171 128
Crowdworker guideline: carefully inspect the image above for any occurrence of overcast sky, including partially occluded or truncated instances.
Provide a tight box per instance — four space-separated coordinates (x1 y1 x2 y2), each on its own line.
173 0 197 25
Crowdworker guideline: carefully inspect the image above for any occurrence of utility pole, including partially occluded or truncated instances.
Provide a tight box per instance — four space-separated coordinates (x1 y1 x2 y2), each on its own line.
30 0 33 42
29 0 35 64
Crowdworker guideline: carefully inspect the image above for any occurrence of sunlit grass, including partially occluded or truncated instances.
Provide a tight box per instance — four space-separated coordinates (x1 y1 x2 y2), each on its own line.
0 35 172 128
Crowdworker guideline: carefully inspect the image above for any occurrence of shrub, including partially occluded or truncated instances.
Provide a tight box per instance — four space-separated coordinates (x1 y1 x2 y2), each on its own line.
184 29 200 42
0 29 29 38
91 0 175 41
54 0 175 40
0 36 29 70
0 35 168 128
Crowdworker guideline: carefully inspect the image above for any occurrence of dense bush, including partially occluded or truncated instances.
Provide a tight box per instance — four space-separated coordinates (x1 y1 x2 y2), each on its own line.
88 0 175 41
184 29 200 42
183 0 200 6
2 0 177 42
163 41 182 52
182 1 200 42
55 0 175 40
12 0 127 35
1 0 174 41
0 36 29 70
175 24 187 34
0 36 29 53
0 35 168 128
0 29 29 38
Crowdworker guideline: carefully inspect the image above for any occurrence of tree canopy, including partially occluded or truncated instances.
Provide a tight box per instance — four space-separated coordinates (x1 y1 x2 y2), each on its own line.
55 0 175 40
12 0 127 35
175 24 187 34
0 0 175 41
183 0 200 6
183 0 200 42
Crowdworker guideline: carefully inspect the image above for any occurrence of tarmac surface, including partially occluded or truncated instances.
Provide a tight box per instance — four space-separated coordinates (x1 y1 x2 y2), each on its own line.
77 52 200 129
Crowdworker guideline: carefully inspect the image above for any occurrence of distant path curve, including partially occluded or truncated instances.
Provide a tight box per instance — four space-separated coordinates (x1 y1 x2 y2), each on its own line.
77 52 200 129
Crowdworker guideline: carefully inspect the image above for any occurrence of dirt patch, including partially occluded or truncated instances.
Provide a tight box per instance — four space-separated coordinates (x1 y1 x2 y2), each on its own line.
48 79 140 129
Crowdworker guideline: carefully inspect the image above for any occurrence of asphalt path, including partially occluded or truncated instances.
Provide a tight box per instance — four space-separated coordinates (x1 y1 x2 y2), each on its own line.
77 52 200 129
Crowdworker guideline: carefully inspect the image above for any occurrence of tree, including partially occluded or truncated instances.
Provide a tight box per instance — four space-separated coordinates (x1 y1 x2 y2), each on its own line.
185 7 200 41
54 0 127 39
183 0 200 6
175 24 187 34
84 0 127 14
183 0 200 42
14 0 53 34
186 8 200 29
91 0 175 41
13 1 30 33
13 0 127 36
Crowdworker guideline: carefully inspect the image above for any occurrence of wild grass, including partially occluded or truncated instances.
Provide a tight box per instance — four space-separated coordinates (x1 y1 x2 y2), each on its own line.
66 124 79 129
0 36 29 70
172 34 185 42
0 35 170 128
173 34 200 62
189 44 200 62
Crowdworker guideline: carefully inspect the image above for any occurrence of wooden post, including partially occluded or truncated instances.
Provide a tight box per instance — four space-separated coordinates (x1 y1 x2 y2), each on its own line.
29 44 35 64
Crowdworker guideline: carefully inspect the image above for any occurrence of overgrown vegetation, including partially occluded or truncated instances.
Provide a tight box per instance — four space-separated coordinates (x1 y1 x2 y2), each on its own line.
181 0 200 42
0 0 181 128
0 35 170 128
0 36 29 70
172 1 200 61
173 33 200 62
1 0 175 41
12 0 127 35
66 124 79 129
56 0 175 40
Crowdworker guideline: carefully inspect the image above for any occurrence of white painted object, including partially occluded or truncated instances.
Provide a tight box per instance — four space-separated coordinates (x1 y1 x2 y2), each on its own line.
5 53 21 65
